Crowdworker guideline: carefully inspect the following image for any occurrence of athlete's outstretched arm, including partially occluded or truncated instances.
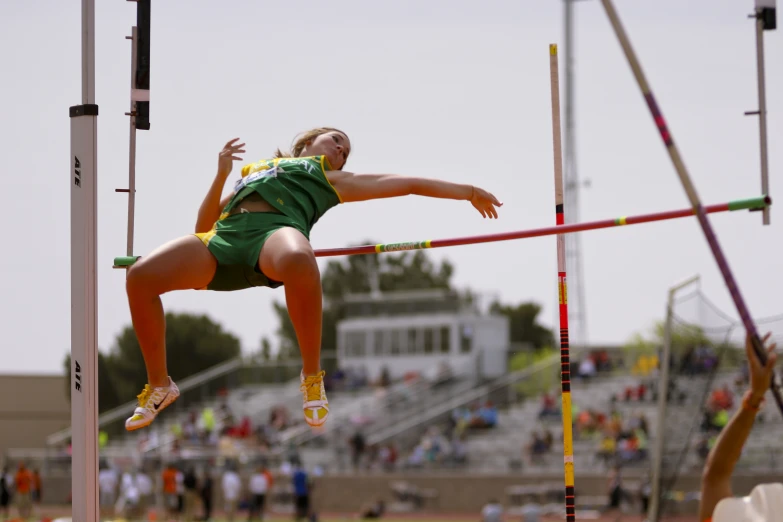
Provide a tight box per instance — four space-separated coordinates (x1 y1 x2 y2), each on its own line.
698 332 777 521
328 172 503 219
195 138 245 233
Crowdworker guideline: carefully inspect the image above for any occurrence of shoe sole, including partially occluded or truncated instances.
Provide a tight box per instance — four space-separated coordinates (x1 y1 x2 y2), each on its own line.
304 407 329 428
306 417 328 428
125 392 179 431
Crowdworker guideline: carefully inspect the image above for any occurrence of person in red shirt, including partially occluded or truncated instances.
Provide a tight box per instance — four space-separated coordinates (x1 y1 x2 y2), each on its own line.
14 462 33 520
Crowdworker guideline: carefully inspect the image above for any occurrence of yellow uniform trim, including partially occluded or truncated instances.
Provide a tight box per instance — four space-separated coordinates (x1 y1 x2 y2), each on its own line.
318 155 344 204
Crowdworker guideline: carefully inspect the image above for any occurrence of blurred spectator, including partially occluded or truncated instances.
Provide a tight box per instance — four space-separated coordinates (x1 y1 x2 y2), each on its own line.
14 462 32 520
199 468 214 521
248 463 273 521
137 470 154 518
162 462 179 520
222 464 242 522
709 384 734 411
0 466 9 520
350 431 366 471
118 469 143 521
538 392 560 420
31 468 41 505
578 356 596 380
480 498 503 522
176 466 185 518
183 466 199 521
526 432 550 464
292 463 311 522
379 366 391 388
359 498 386 519
98 462 118 519
469 402 498 429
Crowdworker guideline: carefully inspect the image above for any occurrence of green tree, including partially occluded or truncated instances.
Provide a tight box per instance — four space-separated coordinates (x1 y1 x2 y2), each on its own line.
623 320 744 367
272 243 456 360
623 320 711 357
489 301 554 350
259 337 272 362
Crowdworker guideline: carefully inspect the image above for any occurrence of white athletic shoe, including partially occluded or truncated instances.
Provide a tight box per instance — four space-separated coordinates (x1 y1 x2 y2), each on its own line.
125 377 180 431
300 370 329 428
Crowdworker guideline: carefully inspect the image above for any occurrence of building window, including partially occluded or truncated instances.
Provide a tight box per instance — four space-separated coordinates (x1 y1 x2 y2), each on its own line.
390 330 401 356
373 330 385 356
407 328 419 354
440 326 451 353
460 325 473 353
423 328 434 354
347 331 366 357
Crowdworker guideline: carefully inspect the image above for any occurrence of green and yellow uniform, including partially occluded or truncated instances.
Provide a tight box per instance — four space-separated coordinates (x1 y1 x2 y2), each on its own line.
195 155 342 291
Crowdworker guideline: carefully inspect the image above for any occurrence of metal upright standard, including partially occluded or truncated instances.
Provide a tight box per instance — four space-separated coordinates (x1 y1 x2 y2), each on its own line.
70 2 151 520
117 0 151 260
745 0 776 225
69 0 99 519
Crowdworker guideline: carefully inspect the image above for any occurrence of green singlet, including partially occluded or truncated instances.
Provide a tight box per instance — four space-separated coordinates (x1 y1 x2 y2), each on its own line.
194 156 342 291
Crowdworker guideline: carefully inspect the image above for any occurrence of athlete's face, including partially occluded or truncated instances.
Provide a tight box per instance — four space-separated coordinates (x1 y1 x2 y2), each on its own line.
304 131 351 170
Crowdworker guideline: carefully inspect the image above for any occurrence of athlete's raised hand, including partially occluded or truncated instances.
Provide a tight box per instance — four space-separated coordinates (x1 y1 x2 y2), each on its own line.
470 185 503 219
217 138 246 178
747 332 778 403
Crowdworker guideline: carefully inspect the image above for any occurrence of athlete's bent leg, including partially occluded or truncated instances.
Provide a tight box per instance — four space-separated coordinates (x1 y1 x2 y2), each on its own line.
259 228 323 376
124 235 217 430
259 227 328 426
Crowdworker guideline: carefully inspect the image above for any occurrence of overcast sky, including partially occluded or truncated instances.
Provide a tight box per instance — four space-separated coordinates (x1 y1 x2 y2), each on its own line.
1 0 779 375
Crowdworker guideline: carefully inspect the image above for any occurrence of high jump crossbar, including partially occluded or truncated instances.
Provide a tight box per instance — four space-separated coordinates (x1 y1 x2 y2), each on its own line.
111 196 770 267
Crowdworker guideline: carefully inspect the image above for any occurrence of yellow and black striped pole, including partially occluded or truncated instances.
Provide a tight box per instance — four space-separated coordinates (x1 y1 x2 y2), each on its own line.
549 43 576 522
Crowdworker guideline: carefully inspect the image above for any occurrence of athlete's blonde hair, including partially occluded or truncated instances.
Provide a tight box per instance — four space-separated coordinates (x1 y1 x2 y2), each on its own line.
275 127 349 162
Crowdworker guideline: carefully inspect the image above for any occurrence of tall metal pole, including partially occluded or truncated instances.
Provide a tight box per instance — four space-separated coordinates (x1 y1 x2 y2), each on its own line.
745 0 776 225
69 0 99 519
563 0 588 352
649 275 701 522
126 27 139 258
755 15 770 226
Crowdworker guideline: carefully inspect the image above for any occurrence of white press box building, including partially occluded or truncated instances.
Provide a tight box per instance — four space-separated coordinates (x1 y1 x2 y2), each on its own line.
336 289 510 382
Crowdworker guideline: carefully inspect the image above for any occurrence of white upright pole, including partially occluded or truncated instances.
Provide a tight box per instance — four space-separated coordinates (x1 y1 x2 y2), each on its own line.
127 26 138 258
649 275 700 522
754 15 770 226
69 0 99 520
753 0 775 225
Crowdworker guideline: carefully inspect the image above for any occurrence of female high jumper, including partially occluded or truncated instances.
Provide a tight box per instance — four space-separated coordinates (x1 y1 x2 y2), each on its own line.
124 128 503 431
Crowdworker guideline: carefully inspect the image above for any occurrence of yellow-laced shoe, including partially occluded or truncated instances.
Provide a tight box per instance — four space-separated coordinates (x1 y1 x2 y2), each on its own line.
300 370 329 427
124 377 180 431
